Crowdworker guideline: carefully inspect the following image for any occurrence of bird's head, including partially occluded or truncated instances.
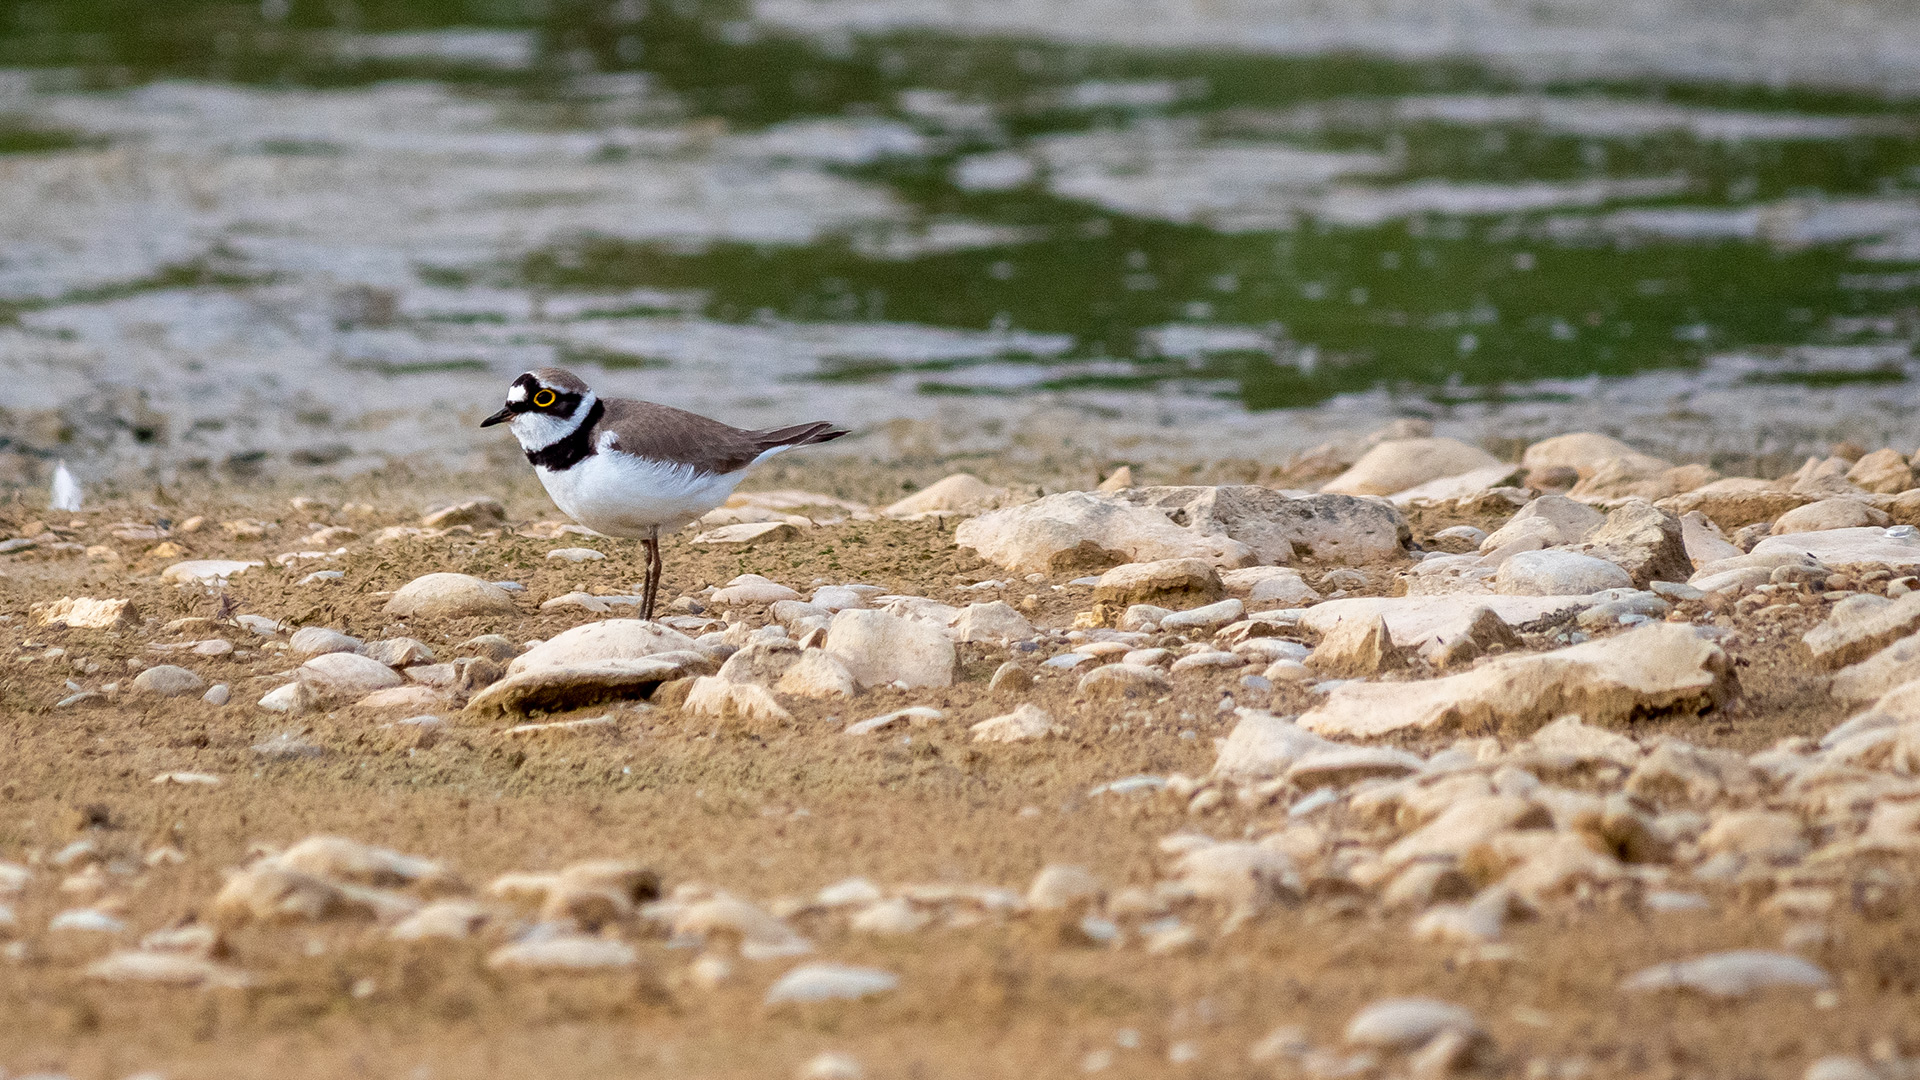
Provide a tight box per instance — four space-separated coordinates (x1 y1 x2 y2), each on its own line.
482 367 593 429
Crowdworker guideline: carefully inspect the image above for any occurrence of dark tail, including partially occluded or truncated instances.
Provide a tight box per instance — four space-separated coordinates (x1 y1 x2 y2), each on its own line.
755 421 849 453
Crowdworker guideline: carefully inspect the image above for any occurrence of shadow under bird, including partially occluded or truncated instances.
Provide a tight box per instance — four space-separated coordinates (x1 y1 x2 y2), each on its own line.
482 367 848 619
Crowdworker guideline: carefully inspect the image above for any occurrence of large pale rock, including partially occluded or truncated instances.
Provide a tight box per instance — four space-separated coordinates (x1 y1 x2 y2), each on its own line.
1621 951 1829 997
508 620 699 675
421 497 505 529
1680 511 1743 568
32 597 137 631
1831 632 1920 702
1522 433 1661 475
86 951 253 988
1569 499 1691 586
1847 448 1913 494
684 677 794 724
1386 463 1525 505
1304 615 1404 676
466 657 692 716
1699 811 1808 862
1567 455 1686 500
383 574 518 619
1115 486 1411 565
1422 606 1525 670
1804 593 1920 668
716 640 804 686
955 491 1252 574
1773 498 1890 535
1211 710 1334 780
1479 495 1605 553
1750 527 1920 572
948 601 1035 643
300 652 406 701
884 473 1008 517
1658 483 1813 531
1344 998 1482 1051
1495 550 1633 596
1321 438 1501 496
1382 795 1545 868
487 935 637 972
1250 573 1322 607
1092 559 1224 606
1168 841 1300 919
1299 595 1594 649
824 609 955 688
132 665 206 698
1160 598 1243 632
289 627 362 657
765 963 898 1005
1299 623 1731 738
775 651 858 699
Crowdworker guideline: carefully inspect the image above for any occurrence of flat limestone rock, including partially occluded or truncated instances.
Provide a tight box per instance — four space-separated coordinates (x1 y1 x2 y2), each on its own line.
1658 485 1813 532
1831 632 1920 702
1522 432 1652 474
161 560 264 585
1115 486 1410 566
465 658 690 717
948 601 1035 644
1093 559 1224 606
1210 710 1334 780
1480 494 1606 552
764 963 899 1005
33 597 137 630
956 491 1253 574
299 652 405 701
1299 595 1595 649
825 609 955 689
1804 592 1920 668
883 473 1008 517
1568 499 1692 586
1494 550 1633 596
1621 950 1830 997
1751 526 1920 573
1773 498 1890 535
1386 464 1525 506
1298 623 1731 739
508 620 700 675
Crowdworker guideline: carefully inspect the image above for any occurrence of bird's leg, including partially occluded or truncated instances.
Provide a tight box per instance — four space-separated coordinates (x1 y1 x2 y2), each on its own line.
640 525 662 621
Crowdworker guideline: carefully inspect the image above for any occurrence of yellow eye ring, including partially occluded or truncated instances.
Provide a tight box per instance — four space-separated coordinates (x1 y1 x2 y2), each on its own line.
532 388 557 408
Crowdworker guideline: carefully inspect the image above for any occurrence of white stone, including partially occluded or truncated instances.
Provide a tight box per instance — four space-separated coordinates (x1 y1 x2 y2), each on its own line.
1751 527 1920 573
290 627 363 657
1300 624 1730 739
85 951 252 988
257 682 310 713
712 581 802 606
1523 432 1657 473
884 474 1008 518
693 521 800 545
509 620 699 674
202 684 231 706
1321 438 1502 496
849 898 928 934
971 703 1062 742
33 597 137 630
1210 710 1333 780
845 706 943 736
683 677 794 723
131 665 205 697
487 934 638 971
161 559 263 585
1344 998 1481 1051
824 609 955 688
1248 574 1322 608
1621 950 1830 997
955 491 1253 574
1680 511 1743 567
1160 599 1244 632
300 652 405 701
1480 495 1606 552
1495 549 1634 595
1773 498 1890 535
383 573 518 619
764 963 899 1004
776 651 859 699
1299 594 1594 650
1027 864 1103 910
809 586 869 612
949 601 1036 643
546 547 607 562
1387 463 1525 505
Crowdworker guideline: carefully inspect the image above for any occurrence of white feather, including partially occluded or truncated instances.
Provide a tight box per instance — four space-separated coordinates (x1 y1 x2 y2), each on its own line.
507 390 595 450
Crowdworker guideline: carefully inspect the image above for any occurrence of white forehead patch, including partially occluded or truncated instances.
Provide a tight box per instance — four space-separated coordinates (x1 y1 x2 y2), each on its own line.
507 383 528 402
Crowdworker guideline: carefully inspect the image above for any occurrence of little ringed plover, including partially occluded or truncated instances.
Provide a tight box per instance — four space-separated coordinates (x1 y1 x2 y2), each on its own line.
482 367 848 619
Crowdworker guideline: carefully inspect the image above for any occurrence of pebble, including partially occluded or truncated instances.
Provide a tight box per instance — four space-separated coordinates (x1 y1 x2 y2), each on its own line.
1621 950 1831 997
390 900 492 941
1076 663 1171 700
1495 549 1634 596
824 609 955 688
955 491 1252 575
131 665 206 697
32 597 136 630
486 934 638 972
1344 998 1482 1051
849 898 928 934
546 547 607 562
774 651 859 699
299 652 406 701
290 627 363 657
1092 558 1225 606
510 620 699 673
1160 598 1244 632
797 1052 865 1080
1804 1058 1881 1080
845 706 943 736
85 951 252 988
382 573 519 619
949 601 1036 643
987 661 1034 696
712 577 802 605
49 908 125 933
971 703 1062 742
1170 650 1245 672
257 683 312 714
764 963 899 1005
1027 864 1103 910
160 559 263 585
298 570 345 585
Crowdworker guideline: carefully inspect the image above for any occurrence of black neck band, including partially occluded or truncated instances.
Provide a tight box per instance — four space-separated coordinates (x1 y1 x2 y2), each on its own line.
525 398 604 471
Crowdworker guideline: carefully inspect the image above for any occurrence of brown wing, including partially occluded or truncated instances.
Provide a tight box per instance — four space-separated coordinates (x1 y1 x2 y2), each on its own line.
598 399 847 474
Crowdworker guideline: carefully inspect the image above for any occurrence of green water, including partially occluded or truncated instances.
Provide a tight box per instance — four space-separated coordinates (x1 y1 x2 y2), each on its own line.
5 0 1920 411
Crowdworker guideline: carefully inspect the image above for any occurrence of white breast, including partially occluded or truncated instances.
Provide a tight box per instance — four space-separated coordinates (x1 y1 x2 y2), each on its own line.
536 452 746 537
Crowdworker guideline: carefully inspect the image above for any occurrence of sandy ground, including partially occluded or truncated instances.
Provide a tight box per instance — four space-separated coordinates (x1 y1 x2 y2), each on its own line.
0 461 1916 1080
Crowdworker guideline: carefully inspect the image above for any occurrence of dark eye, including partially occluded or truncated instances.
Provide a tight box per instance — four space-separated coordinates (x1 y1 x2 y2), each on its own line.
532 388 557 408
